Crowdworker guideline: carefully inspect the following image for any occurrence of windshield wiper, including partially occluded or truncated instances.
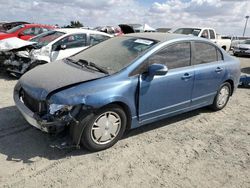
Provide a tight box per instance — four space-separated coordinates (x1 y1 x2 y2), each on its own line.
66 58 109 74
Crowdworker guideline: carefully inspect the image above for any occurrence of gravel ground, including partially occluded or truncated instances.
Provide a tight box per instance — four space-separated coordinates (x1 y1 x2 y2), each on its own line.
0 55 249 188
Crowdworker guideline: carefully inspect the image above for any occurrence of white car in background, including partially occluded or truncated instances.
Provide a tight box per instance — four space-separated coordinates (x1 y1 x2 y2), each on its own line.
2 28 112 77
173 27 231 51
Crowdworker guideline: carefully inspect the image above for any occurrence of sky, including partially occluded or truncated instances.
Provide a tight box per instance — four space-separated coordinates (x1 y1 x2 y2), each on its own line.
0 0 249 36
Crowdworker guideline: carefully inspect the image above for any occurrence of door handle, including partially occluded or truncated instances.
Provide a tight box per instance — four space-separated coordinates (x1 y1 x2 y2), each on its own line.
182 73 192 80
215 67 223 73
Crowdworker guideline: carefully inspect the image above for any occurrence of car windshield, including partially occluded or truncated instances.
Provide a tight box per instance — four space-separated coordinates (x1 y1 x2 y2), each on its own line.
70 36 158 73
243 40 250 44
30 31 65 48
174 28 201 36
6 25 24 33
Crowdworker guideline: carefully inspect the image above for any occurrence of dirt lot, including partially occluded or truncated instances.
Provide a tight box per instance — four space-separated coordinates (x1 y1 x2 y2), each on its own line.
0 55 249 188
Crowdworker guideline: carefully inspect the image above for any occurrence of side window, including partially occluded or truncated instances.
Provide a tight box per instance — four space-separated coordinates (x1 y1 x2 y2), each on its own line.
22 27 41 35
201 29 209 39
131 42 191 75
89 34 110 46
39 27 50 34
209 30 215 39
148 42 191 69
194 42 218 65
53 34 87 50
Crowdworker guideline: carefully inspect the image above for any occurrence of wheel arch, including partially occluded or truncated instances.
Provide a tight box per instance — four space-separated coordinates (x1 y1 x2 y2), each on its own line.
221 45 227 51
223 79 234 95
101 101 132 130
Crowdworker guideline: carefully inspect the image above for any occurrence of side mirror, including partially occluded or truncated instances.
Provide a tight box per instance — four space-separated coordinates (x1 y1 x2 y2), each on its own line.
60 44 67 50
148 63 168 76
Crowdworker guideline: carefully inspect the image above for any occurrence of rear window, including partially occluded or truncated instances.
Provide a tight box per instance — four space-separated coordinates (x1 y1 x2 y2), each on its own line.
209 30 216 39
194 42 218 65
243 40 250 44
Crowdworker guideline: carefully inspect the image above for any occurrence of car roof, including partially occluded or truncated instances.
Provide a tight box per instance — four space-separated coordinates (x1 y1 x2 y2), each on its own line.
125 32 193 42
22 24 54 28
175 27 214 30
55 28 112 37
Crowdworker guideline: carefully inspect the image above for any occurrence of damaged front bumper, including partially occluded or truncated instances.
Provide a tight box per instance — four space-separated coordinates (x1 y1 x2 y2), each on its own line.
14 87 74 133
1 44 47 77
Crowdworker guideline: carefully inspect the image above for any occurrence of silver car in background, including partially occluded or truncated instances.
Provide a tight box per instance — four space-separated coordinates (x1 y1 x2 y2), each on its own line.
233 39 250 56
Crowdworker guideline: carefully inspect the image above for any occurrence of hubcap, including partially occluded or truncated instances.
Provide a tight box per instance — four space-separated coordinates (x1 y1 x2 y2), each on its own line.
91 111 121 145
217 86 230 108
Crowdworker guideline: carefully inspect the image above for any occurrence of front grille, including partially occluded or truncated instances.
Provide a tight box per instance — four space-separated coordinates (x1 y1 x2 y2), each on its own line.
21 89 47 114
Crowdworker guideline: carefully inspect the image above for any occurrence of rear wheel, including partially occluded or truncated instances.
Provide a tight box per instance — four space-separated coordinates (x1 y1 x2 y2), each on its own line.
210 82 231 111
80 105 127 151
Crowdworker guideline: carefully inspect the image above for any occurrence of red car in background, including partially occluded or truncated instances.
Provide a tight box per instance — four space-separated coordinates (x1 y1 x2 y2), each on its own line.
0 24 56 40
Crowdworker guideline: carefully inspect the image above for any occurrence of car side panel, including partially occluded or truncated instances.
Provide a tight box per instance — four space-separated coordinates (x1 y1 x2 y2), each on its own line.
138 67 194 124
49 75 139 125
191 60 226 106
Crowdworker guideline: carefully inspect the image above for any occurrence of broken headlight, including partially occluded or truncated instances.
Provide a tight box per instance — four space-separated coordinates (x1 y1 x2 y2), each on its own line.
49 104 73 115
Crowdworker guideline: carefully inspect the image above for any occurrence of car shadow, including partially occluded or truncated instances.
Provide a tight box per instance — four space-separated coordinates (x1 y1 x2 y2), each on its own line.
0 105 212 163
0 69 17 81
124 107 211 139
0 106 91 163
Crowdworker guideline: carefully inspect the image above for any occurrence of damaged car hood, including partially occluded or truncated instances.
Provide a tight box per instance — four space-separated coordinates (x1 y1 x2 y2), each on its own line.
0 37 36 52
19 59 106 100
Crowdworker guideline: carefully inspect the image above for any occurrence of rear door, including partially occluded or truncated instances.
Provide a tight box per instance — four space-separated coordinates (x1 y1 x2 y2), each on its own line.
137 42 194 123
191 41 225 106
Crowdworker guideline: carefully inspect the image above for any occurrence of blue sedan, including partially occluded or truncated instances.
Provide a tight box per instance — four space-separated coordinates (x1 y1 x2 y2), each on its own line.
14 33 241 151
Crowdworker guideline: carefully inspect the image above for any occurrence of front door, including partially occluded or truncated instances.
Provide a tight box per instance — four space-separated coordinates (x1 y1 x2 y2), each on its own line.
137 42 194 123
51 34 87 62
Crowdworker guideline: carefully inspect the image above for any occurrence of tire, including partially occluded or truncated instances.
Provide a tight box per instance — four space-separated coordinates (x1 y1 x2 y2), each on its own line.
80 104 127 151
210 82 231 111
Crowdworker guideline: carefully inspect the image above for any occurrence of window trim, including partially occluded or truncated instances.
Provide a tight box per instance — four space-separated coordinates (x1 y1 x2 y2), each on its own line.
129 41 192 77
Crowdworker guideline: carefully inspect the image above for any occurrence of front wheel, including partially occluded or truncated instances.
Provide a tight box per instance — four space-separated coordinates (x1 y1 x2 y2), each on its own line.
210 82 231 111
80 105 127 151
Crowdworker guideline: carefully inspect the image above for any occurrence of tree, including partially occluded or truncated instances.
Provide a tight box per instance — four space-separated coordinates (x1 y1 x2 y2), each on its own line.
63 21 84 28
